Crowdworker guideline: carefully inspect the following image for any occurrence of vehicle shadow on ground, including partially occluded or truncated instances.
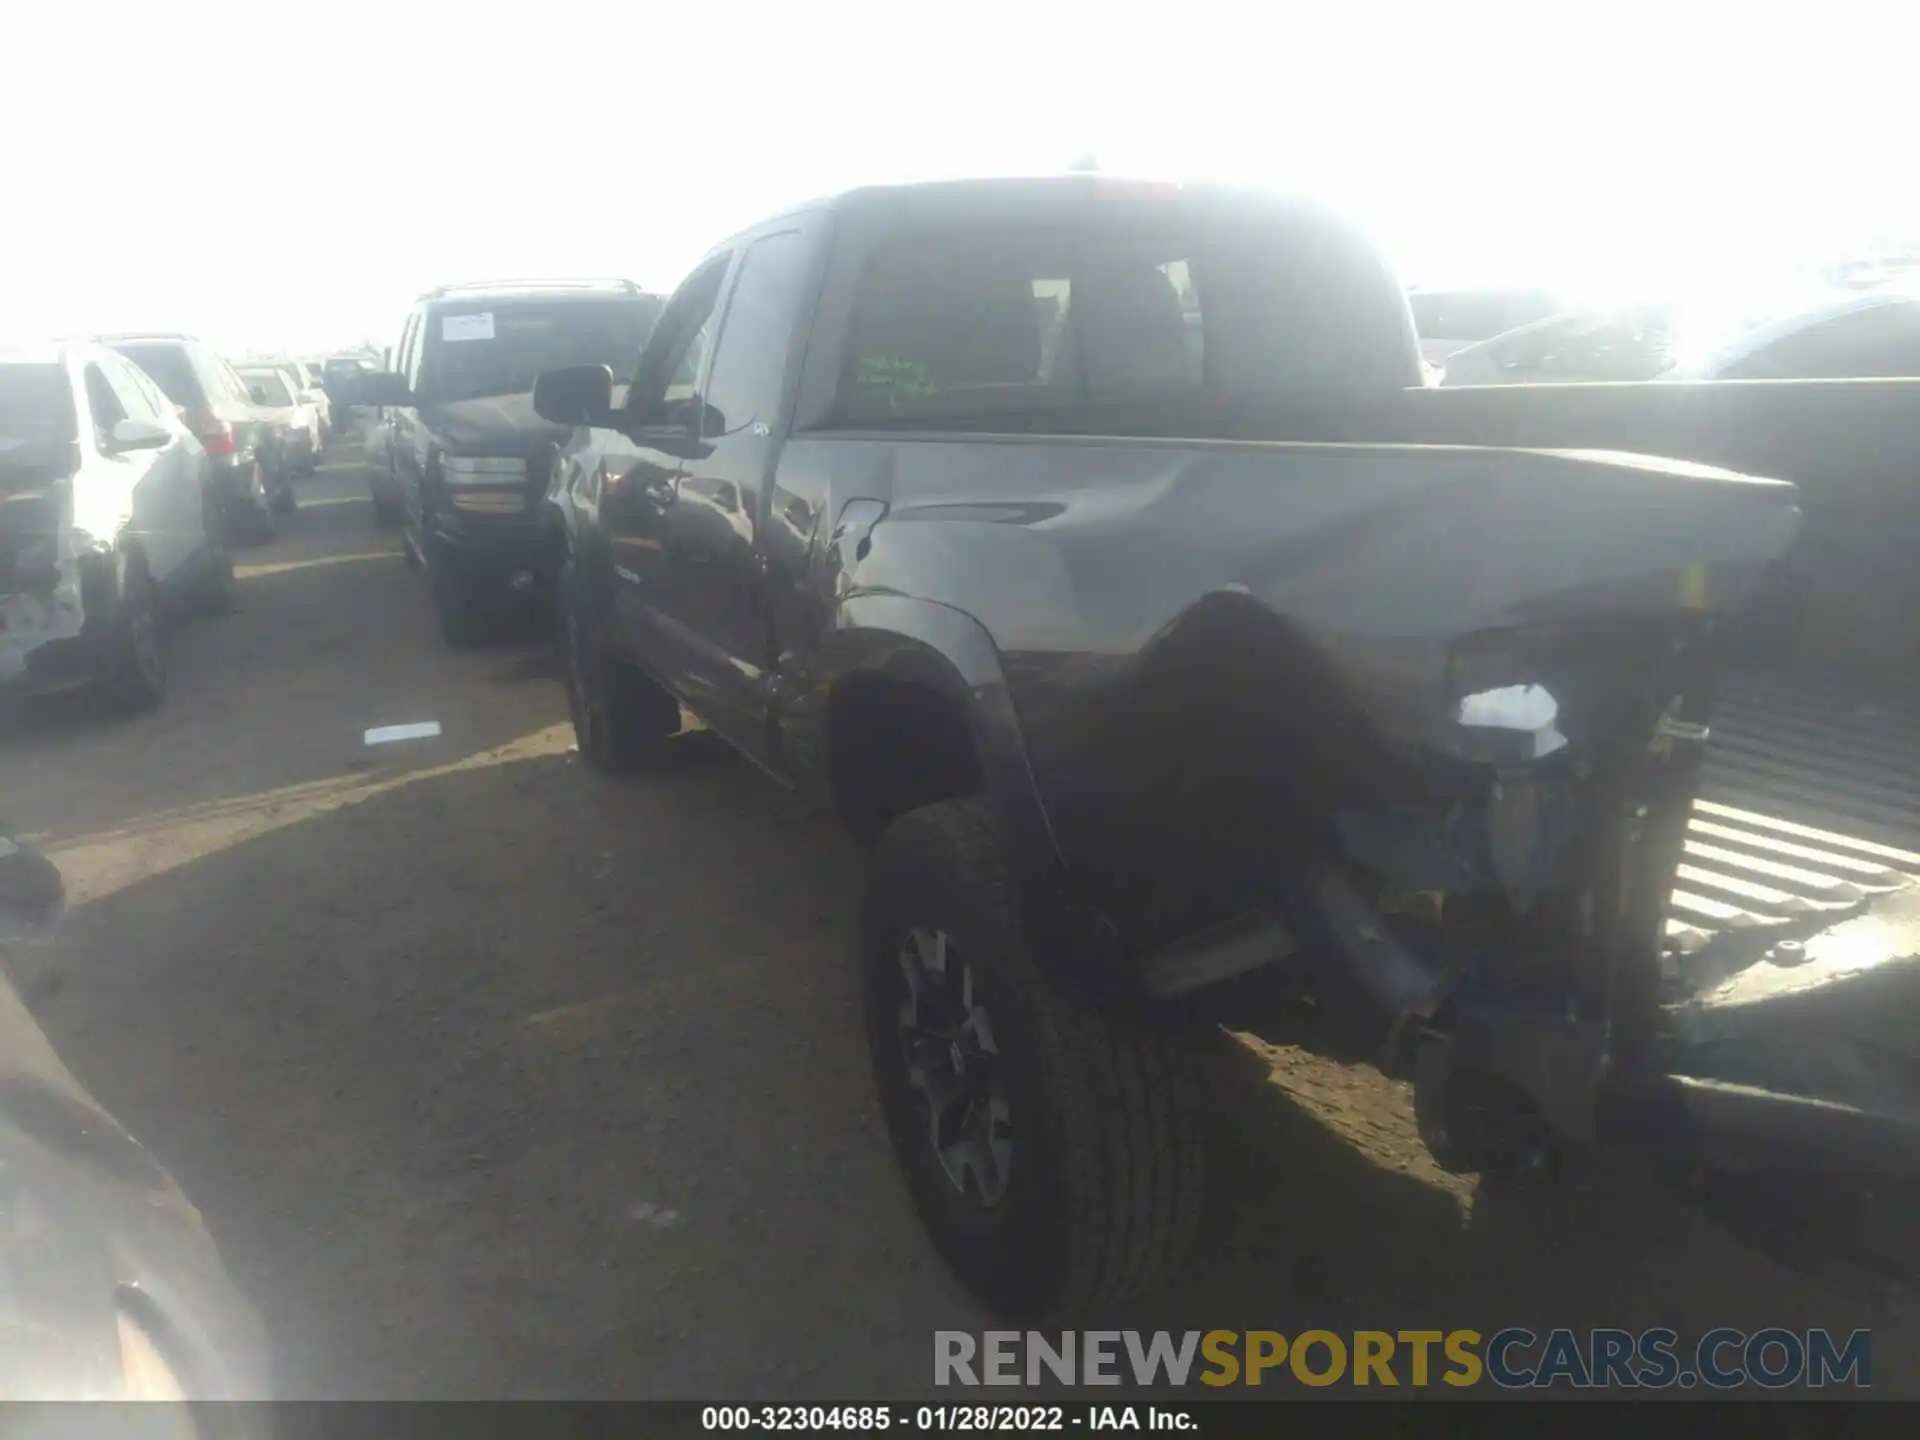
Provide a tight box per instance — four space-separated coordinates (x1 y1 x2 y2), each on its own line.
38 732 1918 1398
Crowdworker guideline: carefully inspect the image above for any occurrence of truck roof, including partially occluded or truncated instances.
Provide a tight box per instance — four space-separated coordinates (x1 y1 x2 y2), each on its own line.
733 174 1354 245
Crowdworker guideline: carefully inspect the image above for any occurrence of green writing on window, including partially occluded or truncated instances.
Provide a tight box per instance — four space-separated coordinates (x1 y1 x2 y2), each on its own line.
854 355 933 410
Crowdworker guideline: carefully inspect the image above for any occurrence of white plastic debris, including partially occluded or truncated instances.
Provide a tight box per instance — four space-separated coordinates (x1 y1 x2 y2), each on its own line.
364 722 442 746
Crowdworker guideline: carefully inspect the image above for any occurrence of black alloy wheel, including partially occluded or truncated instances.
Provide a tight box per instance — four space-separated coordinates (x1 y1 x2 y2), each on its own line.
862 797 1207 1319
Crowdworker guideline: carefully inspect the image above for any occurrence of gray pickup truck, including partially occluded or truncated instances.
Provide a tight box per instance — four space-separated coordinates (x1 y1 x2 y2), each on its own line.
531 177 1918 1318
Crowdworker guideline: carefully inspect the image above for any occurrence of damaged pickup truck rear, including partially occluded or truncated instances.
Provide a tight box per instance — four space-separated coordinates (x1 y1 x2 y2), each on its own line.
533 176 1917 1318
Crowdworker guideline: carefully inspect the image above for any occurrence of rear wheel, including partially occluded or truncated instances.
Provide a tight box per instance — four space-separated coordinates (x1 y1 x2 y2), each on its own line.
97 554 166 716
558 556 679 769
862 797 1206 1318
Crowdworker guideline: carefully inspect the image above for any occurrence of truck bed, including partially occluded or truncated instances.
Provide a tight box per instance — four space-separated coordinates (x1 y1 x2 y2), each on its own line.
1674 667 1920 958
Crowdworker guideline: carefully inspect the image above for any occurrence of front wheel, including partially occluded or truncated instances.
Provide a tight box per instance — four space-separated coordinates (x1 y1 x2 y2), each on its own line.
558 557 680 770
97 554 167 715
862 797 1207 1319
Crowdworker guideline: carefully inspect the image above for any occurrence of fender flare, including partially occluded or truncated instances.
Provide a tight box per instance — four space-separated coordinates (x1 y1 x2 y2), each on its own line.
806 592 1065 880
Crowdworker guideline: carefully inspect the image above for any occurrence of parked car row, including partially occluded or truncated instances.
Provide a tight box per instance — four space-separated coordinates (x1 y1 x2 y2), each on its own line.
0 334 359 717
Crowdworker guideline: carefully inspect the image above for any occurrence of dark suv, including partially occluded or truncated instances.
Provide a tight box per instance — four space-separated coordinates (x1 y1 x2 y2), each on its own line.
97 334 293 541
351 281 663 644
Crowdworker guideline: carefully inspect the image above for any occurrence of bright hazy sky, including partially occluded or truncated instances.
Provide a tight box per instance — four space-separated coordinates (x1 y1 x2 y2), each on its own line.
7 1 1917 355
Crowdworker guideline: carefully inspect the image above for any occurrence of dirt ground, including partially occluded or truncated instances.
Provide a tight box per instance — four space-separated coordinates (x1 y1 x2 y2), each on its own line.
1 447 1911 1399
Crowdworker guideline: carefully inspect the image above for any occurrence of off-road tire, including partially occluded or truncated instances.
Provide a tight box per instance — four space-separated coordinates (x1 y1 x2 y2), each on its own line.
558 557 680 770
862 797 1206 1319
97 555 166 716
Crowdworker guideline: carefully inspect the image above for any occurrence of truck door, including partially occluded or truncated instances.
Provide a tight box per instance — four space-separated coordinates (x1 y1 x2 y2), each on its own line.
599 257 729 685
657 227 817 768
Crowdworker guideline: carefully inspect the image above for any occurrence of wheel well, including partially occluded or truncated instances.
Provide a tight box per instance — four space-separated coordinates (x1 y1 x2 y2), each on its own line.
826 673 985 846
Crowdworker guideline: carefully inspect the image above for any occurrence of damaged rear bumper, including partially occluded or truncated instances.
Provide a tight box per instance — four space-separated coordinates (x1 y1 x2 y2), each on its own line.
0 582 98 696
1116 661 1920 1185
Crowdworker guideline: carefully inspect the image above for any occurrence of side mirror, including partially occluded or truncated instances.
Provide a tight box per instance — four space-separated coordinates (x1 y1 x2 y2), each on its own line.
532 364 617 427
336 370 415 408
106 417 171 453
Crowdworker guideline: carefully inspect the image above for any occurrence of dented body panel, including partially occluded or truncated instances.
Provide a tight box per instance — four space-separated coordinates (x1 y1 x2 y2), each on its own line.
790 431 1797 950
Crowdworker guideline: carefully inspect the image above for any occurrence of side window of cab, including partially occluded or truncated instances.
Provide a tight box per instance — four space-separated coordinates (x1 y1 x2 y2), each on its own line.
629 256 732 427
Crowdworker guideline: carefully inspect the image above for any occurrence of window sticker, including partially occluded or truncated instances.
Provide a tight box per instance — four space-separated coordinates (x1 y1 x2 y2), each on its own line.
442 313 495 342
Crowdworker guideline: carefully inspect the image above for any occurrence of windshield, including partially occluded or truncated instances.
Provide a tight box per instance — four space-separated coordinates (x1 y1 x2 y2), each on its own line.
420 297 664 401
242 372 294 406
0 363 77 446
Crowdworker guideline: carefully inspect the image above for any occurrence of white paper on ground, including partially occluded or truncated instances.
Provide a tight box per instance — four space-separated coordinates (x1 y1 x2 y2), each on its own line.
365 722 442 745
441 313 494 342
